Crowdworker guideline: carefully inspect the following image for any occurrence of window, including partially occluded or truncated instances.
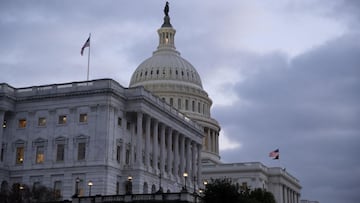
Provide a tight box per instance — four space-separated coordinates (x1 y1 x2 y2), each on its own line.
58 115 67 124
198 102 201 113
38 117 46 126
54 181 62 200
116 182 120 194
170 98 173 106
3 120 7 128
178 98 181 109
1 147 4 162
56 144 65 162
192 101 195 112
126 122 131 130
79 114 87 123
185 100 189 110
118 117 122 126
77 143 86 160
116 145 121 163
125 148 130 165
18 119 27 128
36 146 45 164
16 147 24 164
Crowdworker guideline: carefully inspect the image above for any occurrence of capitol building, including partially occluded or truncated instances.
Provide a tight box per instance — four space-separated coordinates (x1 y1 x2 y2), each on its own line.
0 4 301 203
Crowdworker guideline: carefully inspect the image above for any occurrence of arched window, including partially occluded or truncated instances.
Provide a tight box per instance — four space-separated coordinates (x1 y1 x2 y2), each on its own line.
143 182 148 194
151 184 156 193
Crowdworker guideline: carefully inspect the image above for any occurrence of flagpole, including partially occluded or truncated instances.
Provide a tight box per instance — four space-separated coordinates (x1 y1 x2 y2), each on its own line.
87 33 91 81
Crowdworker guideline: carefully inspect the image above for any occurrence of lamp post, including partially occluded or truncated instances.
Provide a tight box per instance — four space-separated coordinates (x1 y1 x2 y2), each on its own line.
183 172 188 191
19 184 24 203
193 176 196 194
126 176 133 194
158 173 163 193
75 177 80 197
87 180 93 196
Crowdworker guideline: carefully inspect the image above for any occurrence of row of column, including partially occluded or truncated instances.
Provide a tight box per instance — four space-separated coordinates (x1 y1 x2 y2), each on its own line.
0 111 4 166
134 112 202 184
205 128 219 154
282 185 300 203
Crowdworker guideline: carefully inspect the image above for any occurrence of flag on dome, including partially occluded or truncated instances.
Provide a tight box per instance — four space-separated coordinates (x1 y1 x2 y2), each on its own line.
269 149 279 160
81 36 90 56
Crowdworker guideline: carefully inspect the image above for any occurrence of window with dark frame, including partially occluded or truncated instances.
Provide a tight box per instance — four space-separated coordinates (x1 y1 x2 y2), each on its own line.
58 115 67 124
77 143 86 160
56 144 65 162
18 119 27 128
38 117 46 126
79 113 87 123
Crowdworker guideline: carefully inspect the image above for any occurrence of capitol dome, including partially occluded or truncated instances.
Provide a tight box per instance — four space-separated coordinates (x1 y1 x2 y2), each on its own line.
129 15 202 89
129 10 221 164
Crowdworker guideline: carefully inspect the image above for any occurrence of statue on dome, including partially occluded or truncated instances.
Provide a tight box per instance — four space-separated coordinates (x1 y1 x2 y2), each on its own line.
164 2 169 16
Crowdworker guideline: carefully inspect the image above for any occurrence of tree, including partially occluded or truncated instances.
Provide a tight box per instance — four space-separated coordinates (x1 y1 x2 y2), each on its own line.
203 179 277 203
0 183 58 203
248 188 276 203
203 178 241 203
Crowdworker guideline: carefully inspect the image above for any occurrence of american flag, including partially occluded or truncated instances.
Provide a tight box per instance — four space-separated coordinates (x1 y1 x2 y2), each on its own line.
269 149 279 159
81 36 90 56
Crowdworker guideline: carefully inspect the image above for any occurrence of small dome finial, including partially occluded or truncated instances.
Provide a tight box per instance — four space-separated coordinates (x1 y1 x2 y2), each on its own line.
164 2 169 16
162 2 172 27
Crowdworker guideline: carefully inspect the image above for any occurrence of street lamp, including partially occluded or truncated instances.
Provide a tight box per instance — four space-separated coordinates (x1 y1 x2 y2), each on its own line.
183 172 188 191
75 177 80 197
157 173 163 193
19 184 24 203
126 176 133 194
193 176 197 194
87 180 93 196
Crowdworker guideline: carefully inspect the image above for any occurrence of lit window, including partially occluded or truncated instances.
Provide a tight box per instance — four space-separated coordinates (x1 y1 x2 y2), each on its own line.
77 143 86 160
38 117 46 126
18 119 27 128
58 115 67 124
56 144 65 162
79 114 87 123
16 147 24 164
36 146 45 164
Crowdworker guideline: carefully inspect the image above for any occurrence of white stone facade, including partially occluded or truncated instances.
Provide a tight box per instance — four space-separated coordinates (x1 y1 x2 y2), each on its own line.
0 79 203 200
202 163 302 203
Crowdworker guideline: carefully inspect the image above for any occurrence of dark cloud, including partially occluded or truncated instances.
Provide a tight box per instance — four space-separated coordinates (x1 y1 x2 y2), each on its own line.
214 33 360 203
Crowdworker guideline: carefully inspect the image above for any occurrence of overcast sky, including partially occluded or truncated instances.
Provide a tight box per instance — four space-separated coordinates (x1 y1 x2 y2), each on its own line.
1 1 359 202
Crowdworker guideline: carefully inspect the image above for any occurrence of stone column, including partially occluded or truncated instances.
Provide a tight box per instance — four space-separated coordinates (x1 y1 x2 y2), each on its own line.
167 128 173 176
212 130 216 153
160 124 166 175
180 135 185 177
197 144 202 185
207 129 211 152
191 142 196 178
136 112 143 167
173 132 179 178
0 111 4 165
216 132 219 154
145 115 151 170
152 120 159 173
185 138 191 174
